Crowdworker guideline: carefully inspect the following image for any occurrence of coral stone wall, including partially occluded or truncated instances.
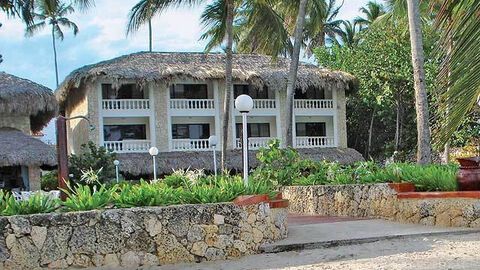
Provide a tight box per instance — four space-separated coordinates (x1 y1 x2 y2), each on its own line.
0 203 287 269
283 184 480 228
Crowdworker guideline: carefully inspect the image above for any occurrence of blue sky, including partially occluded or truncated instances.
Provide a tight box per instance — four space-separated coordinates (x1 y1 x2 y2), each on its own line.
0 0 374 142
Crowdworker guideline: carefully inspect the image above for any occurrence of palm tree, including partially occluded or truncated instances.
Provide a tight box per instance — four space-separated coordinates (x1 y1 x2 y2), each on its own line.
434 0 480 150
304 0 343 57
354 1 385 27
285 0 308 147
329 20 361 47
126 0 236 169
127 0 155 52
25 0 78 87
406 0 431 165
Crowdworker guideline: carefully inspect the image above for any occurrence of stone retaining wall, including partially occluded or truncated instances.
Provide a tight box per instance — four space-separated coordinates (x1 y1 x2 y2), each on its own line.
0 202 287 269
283 184 480 228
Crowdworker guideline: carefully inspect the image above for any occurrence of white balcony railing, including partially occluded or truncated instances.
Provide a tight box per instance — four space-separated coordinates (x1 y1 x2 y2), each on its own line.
294 99 334 109
295 137 335 148
171 139 210 151
169 99 215 110
102 99 150 110
104 140 151 153
253 99 276 109
235 137 277 150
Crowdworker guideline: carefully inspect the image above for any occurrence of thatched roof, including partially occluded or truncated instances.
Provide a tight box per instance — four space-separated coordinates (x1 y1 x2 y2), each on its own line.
0 72 58 132
56 52 358 107
0 128 57 167
117 148 364 176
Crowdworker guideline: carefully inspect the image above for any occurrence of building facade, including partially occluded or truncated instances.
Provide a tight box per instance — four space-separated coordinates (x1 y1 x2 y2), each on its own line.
57 52 362 175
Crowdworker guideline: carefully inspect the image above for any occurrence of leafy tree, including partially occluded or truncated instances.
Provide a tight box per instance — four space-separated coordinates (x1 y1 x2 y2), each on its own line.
315 23 438 159
328 20 361 48
25 0 78 87
68 141 117 184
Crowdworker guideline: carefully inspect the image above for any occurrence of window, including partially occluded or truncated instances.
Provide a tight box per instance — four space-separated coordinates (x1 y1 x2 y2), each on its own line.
170 84 208 99
104 125 147 141
236 123 270 138
296 122 326 137
294 86 325 99
102 84 145 99
172 124 210 139
234 85 269 99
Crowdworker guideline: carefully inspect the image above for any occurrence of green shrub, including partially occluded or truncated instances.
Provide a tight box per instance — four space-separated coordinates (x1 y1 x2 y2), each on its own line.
69 142 117 184
0 190 9 214
163 173 188 189
1 192 58 216
41 170 58 191
61 182 117 212
114 180 182 208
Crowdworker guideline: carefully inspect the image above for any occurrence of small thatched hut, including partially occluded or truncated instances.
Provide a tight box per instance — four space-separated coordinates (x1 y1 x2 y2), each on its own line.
57 52 362 177
0 72 58 191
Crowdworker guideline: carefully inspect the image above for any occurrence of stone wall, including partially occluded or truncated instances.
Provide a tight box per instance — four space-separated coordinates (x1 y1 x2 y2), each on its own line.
283 184 480 228
0 202 287 269
0 114 30 134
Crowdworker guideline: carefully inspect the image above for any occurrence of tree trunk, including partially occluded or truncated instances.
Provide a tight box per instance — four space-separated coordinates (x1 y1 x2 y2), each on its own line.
366 107 375 158
148 18 152 52
221 0 234 170
442 16 454 165
52 26 59 87
285 0 308 147
406 0 432 165
394 90 401 151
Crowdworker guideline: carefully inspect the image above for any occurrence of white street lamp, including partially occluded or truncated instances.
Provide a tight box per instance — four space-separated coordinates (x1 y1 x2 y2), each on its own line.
149 147 159 181
235 94 254 187
113 160 120 183
209 135 218 178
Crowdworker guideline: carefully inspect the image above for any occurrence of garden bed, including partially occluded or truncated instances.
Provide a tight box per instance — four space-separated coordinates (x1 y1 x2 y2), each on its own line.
283 183 480 228
0 199 288 269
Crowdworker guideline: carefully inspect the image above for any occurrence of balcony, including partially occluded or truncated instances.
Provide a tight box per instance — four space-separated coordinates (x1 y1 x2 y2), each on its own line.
104 140 151 153
101 99 151 117
295 136 335 148
235 137 277 150
294 99 334 109
169 99 215 116
171 139 210 151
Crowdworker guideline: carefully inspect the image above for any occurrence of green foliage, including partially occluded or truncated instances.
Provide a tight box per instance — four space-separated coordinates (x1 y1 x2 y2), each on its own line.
0 192 58 216
114 180 182 208
41 170 58 191
61 182 117 212
69 142 117 184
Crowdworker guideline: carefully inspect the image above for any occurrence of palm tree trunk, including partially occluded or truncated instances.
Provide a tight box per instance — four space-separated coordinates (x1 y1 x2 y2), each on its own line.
221 0 234 170
442 16 454 165
366 107 375 157
406 0 431 165
395 93 400 152
148 18 152 52
285 0 308 147
52 26 59 87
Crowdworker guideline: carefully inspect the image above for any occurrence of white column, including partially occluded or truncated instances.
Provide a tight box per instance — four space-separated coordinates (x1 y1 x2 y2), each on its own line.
292 114 296 148
167 84 173 151
97 82 104 148
148 84 156 148
230 85 236 150
213 80 221 140
275 89 282 146
332 88 339 147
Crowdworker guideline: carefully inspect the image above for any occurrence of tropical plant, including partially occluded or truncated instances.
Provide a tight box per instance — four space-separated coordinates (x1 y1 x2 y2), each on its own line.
2 192 58 216
79 167 103 186
60 182 117 212
69 141 117 184
114 180 182 208
127 0 155 52
24 0 78 87
328 20 361 47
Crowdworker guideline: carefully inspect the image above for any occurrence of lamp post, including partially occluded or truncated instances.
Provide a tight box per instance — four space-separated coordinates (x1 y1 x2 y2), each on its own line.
113 160 120 183
209 135 218 178
149 147 159 181
56 115 95 200
235 94 254 187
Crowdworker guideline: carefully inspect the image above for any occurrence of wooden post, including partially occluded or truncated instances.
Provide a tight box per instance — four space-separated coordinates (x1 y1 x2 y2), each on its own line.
56 116 69 200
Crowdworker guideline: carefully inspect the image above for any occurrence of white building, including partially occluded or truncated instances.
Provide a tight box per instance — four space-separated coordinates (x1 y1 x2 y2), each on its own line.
56 52 363 175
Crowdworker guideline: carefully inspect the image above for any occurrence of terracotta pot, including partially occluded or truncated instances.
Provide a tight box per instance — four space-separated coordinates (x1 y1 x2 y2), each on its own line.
456 157 480 191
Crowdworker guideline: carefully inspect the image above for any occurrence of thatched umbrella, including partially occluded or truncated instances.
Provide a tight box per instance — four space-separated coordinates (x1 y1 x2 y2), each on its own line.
117 148 364 176
0 128 57 167
0 72 58 132
56 52 359 107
